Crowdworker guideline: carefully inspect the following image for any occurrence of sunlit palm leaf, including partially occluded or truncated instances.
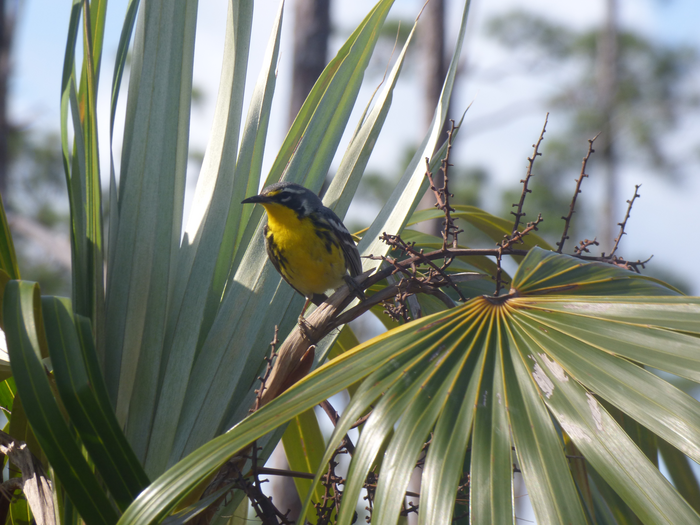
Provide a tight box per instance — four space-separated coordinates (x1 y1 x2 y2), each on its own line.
468 321 512 525
104 0 198 437
120 247 700 524
502 324 588 523
142 0 256 476
515 334 697 524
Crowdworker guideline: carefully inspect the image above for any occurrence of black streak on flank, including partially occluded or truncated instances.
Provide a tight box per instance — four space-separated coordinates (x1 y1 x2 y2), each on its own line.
315 228 337 254
265 230 289 270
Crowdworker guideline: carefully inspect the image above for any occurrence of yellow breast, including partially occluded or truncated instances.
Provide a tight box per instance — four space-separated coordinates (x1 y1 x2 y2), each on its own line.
262 202 347 297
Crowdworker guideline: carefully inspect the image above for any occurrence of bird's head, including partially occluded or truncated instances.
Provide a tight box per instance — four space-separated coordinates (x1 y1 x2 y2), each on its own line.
241 182 323 219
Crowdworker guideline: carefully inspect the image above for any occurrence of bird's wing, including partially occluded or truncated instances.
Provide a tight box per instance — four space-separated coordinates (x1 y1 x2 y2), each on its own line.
338 229 362 277
315 212 362 277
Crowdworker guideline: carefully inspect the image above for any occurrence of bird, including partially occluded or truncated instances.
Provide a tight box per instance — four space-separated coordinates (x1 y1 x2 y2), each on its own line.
241 181 364 318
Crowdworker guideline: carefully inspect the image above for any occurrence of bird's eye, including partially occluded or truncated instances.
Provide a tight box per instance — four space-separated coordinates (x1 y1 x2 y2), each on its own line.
280 194 291 202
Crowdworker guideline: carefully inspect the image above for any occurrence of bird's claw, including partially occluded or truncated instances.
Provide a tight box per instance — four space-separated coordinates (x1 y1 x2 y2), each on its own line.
343 274 366 301
297 315 314 341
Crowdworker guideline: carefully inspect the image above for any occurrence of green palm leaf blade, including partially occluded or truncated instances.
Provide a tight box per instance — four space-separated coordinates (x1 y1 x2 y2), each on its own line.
512 247 680 295
7 496 31 525
140 0 256 474
512 313 700 465
167 270 299 464
109 0 139 144
512 296 700 334
7 388 44 465
321 325 364 400
1 377 34 522
469 313 514 525
265 0 394 192
371 312 488 525
75 314 125 443
369 316 487 525
417 342 484 525
0 193 19 280
60 0 106 342
162 0 256 366
0 271 11 378
104 0 197 424
503 322 589 524
212 289 307 431
107 0 140 274
606 393 681 466
4 281 117 525
515 306 700 382
510 327 700 523
42 296 149 511
588 465 643 525
0 377 14 412
300 305 484 524
323 9 418 219
78 0 106 327
192 0 284 353
332 342 457 525
563 435 596 518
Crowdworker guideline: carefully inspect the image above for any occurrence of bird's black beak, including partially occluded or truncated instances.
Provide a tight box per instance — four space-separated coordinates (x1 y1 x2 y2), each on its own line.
241 194 268 204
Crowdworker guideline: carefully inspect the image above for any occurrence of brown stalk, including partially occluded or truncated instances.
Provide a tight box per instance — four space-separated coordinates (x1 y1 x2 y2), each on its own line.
511 113 548 235
557 133 600 253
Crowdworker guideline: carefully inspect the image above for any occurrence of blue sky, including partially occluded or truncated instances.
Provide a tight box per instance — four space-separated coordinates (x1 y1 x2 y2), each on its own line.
654 0 700 46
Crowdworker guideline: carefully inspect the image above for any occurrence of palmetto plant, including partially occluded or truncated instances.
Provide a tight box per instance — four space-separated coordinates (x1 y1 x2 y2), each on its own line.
0 0 699 524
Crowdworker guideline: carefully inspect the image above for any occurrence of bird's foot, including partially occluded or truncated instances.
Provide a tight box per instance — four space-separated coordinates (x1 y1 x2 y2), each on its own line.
297 315 314 341
344 274 366 301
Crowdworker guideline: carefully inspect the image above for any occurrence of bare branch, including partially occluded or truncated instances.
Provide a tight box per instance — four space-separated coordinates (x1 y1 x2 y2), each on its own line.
425 120 463 252
557 133 600 253
608 184 641 258
495 215 543 295
512 113 548 235
252 327 280 413
574 238 600 255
